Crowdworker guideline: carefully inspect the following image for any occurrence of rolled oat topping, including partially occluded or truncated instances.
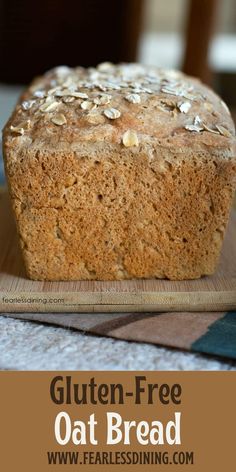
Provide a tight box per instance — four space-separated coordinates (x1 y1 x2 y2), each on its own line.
104 108 121 120
51 114 67 125
122 129 139 147
178 102 191 114
185 115 204 132
10 125 25 135
215 124 232 137
12 62 232 142
39 99 59 113
80 100 96 110
125 93 141 104
94 94 112 105
10 120 31 135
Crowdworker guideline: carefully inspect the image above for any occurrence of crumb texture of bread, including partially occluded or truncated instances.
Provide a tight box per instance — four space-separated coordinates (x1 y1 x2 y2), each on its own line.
3 63 236 280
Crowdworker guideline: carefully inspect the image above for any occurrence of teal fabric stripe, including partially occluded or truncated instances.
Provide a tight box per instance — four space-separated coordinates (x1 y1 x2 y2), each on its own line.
191 312 236 360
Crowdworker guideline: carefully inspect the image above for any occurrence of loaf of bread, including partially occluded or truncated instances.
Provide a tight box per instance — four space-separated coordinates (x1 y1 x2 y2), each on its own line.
3 63 236 280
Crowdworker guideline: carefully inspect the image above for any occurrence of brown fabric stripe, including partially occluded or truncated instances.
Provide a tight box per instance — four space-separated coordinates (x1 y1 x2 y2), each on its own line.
91 312 159 335
106 312 225 349
1 312 150 332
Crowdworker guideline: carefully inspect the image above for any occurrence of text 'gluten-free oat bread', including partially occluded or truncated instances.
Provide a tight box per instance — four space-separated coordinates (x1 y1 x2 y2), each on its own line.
3 63 236 280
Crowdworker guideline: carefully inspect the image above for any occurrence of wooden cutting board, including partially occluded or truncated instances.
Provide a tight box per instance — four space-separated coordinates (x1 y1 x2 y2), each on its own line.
0 191 235 313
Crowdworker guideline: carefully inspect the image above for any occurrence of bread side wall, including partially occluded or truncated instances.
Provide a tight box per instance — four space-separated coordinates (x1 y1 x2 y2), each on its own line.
3 143 236 280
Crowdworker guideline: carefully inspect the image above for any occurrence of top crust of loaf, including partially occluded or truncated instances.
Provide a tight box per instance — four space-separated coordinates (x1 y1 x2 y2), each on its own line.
3 62 236 157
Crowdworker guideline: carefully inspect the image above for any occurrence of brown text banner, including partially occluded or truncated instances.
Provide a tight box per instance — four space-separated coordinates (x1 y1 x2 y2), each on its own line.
0 372 235 471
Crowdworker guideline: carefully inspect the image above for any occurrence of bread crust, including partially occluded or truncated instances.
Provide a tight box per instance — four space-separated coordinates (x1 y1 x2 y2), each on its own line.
3 63 236 280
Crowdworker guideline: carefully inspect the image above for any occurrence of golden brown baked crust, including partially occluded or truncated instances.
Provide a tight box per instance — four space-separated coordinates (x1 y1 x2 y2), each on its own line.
3 63 236 280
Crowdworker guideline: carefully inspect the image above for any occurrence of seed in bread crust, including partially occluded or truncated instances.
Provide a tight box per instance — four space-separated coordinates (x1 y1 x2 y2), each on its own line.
122 129 139 147
185 124 203 132
215 124 232 137
55 90 89 99
94 94 112 105
39 100 59 113
104 108 121 119
125 93 141 104
194 115 202 125
51 114 67 126
10 125 25 135
97 62 114 72
178 101 191 113
10 120 31 135
34 90 46 98
81 100 96 110
202 123 219 134
22 100 36 110
71 91 89 99
62 96 75 103
185 115 203 132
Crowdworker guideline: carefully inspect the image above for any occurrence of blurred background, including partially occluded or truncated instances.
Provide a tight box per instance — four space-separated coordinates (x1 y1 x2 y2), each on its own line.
0 0 236 183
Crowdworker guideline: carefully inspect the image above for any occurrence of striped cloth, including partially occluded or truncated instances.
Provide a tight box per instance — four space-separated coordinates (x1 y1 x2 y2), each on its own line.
2 310 236 360
1 147 236 360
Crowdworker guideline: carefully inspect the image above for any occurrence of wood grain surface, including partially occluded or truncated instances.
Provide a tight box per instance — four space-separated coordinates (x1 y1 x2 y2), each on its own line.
0 191 235 313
